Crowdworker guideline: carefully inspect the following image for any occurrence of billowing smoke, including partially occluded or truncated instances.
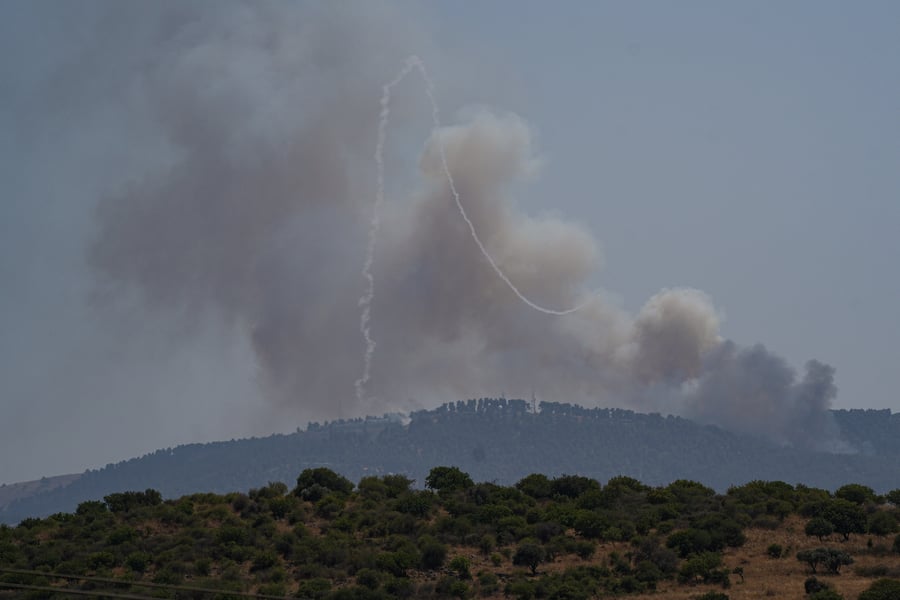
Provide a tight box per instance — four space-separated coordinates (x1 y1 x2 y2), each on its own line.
87 2 846 450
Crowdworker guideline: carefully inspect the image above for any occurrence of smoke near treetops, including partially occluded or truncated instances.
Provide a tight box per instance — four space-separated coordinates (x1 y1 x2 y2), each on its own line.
85 3 846 452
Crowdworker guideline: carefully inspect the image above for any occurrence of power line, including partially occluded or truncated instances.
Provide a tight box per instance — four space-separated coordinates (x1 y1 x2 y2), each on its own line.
0 581 162 599
0 568 295 599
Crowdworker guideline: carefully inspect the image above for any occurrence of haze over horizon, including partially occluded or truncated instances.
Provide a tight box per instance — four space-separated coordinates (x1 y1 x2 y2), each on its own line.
1 1 898 484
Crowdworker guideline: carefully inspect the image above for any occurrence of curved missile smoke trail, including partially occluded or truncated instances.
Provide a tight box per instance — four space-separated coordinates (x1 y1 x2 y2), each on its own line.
356 56 599 402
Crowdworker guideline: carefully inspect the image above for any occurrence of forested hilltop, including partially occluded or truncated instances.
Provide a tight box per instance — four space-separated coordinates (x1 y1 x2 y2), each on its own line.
2 401 899 524
2 468 900 599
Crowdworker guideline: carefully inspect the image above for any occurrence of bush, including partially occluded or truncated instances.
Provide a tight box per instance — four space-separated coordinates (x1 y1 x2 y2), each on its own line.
356 568 381 590
251 549 278 572
692 593 729 600
767 543 783 558
449 556 471 580
678 552 727 585
103 489 162 513
853 564 889 577
809 590 844 600
436 576 470 599
420 539 448 570
858 579 900 600
574 540 595 560
87 551 117 570
805 576 829 594
125 552 150 573
297 578 332 599
478 572 500 596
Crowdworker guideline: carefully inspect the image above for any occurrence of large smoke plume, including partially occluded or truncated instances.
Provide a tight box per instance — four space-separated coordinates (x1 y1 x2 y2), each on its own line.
87 3 846 451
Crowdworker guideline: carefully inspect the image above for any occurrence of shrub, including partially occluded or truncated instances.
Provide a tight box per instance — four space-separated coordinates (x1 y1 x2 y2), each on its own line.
251 549 278 572
805 576 829 594
436 576 470 599
297 578 332 599
356 568 381 590
194 557 211 577
87 551 117 570
858 579 900 600
103 489 162 513
767 543 783 558
449 556 472 580
125 552 150 573
809 590 844 600
574 540 596 560
678 552 728 586
853 564 889 577
692 593 729 600
478 572 500 596
420 539 448 570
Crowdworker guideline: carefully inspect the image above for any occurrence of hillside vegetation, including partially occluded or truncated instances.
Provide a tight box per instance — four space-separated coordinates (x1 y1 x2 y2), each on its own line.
3 402 900 524
2 468 900 599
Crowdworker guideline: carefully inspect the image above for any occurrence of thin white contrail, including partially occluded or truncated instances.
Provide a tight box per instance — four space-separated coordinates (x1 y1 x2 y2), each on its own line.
355 55 597 402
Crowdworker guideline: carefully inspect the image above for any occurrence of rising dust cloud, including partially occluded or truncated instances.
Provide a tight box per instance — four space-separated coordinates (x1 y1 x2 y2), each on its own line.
88 3 847 452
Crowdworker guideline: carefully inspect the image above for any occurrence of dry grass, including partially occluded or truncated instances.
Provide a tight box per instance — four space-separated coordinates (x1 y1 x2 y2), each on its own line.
452 515 900 600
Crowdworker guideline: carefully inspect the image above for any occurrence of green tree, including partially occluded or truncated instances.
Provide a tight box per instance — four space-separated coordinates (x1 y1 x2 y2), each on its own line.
823 499 866 541
550 475 600 499
867 511 898 536
425 466 473 493
513 542 546 575
797 548 853 575
103 489 162 513
797 548 828 574
821 548 853 574
834 484 876 505
294 468 354 499
884 489 900 506
805 517 834 541
515 474 552 499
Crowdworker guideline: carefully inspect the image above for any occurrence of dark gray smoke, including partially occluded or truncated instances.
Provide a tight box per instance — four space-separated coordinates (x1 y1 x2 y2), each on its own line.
86 2 847 450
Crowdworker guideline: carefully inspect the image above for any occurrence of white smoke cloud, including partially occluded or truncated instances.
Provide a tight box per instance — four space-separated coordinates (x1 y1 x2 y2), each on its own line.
76 2 848 450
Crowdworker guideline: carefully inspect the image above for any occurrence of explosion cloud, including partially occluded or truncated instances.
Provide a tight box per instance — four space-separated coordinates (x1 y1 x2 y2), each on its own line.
85 2 847 451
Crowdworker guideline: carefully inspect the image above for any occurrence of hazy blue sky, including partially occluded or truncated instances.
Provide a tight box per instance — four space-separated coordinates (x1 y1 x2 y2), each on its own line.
1 1 898 484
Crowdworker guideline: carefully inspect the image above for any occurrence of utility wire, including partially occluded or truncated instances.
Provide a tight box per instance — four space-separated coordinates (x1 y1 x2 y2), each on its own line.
0 568 296 599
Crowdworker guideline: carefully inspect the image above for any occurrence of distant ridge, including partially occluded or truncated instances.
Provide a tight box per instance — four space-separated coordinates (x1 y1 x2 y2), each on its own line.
2 402 898 524
0 473 81 511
